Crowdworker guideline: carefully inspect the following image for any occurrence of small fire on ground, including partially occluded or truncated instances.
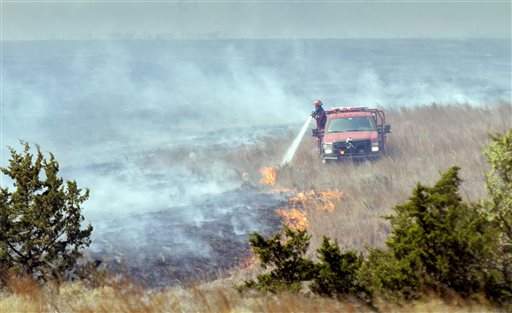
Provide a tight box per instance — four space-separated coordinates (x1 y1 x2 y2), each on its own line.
259 167 278 186
289 190 344 213
276 190 344 231
258 166 344 231
276 208 309 231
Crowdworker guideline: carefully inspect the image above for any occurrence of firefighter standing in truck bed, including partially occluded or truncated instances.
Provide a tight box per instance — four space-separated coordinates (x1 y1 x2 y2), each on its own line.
311 100 327 152
312 100 327 130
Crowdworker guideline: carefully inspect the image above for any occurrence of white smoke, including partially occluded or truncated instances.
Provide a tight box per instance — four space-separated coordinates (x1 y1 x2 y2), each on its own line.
1 39 510 276
3 39 510 214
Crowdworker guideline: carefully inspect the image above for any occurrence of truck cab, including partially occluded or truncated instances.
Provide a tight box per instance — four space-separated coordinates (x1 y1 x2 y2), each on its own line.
313 107 391 162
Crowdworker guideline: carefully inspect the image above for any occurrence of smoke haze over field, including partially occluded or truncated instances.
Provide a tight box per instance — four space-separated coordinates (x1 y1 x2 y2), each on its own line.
1 39 511 283
2 38 511 216
3 2 510 40
4 39 510 145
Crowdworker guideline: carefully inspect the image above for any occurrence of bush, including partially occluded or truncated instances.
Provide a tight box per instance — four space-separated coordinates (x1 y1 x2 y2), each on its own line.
311 237 369 301
241 227 316 293
359 248 422 301
485 129 512 244
483 129 512 304
0 143 93 282
242 229 370 301
360 167 497 299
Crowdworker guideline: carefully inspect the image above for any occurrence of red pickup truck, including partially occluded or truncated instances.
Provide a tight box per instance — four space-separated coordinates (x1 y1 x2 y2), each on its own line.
312 107 391 163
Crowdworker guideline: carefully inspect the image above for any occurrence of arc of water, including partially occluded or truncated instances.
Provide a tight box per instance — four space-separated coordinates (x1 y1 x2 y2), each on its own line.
280 117 312 167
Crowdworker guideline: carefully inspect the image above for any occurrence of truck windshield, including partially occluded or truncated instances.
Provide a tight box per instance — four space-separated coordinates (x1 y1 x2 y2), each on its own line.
327 117 375 133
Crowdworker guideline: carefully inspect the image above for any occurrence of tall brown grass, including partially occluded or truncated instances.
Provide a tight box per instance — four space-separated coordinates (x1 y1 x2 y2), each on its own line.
227 103 512 252
0 277 500 313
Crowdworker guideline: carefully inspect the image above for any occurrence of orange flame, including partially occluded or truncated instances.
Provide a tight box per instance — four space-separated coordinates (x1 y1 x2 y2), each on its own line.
274 190 343 231
289 190 343 213
259 167 278 186
276 208 309 231
259 165 343 230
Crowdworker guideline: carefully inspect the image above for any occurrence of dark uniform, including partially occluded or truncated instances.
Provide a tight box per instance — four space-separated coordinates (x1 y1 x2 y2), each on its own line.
312 106 327 130
311 102 327 154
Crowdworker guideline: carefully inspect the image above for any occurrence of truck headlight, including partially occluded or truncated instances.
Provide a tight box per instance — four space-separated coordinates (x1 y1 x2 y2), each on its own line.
323 143 333 154
371 142 379 152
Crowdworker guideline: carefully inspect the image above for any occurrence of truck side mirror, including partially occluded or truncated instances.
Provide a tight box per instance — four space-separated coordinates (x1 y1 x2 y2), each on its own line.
312 129 319 137
384 124 391 133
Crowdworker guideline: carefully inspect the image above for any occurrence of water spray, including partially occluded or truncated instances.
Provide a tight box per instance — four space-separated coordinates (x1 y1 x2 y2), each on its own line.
259 117 311 188
280 117 312 167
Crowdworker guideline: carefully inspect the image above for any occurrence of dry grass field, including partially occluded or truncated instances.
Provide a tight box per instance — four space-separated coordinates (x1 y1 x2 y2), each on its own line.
228 103 512 253
0 276 502 313
1 103 511 312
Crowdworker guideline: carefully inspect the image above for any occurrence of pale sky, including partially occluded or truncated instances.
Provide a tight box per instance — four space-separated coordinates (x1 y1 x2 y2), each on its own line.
1 1 511 40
